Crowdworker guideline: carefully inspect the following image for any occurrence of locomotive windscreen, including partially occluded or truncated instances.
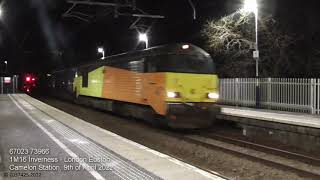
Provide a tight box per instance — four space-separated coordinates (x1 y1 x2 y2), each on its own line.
147 54 215 74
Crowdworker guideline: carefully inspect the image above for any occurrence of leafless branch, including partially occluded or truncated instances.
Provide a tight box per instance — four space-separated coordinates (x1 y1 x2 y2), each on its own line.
202 11 297 77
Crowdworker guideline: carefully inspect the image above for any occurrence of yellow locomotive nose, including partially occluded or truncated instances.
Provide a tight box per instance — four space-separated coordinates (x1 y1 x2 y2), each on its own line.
165 72 219 103
164 72 220 128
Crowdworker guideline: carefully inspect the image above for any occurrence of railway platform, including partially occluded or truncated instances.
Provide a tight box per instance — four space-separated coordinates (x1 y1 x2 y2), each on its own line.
220 106 320 128
218 106 320 153
0 94 224 180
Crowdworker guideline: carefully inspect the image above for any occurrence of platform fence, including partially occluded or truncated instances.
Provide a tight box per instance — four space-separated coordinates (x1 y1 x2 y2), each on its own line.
219 78 320 115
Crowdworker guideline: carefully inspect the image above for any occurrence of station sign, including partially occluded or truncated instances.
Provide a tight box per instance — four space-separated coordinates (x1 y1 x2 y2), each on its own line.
4 77 11 84
253 51 259 59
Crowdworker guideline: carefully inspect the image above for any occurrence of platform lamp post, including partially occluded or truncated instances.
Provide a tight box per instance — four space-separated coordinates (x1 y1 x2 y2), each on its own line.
139 33 149 49
243 0 260 108
97 47 105 60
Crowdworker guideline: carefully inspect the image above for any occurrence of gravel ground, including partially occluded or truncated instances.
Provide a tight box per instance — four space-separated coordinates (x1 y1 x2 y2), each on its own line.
36 96 317 180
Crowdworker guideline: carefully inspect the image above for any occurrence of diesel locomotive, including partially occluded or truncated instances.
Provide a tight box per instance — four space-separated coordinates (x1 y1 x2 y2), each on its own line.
48 43 220 128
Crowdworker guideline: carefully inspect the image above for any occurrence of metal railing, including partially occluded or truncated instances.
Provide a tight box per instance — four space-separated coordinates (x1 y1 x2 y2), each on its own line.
219 78 320 114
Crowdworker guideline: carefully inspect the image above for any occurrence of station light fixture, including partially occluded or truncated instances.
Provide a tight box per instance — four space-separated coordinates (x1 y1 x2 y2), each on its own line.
138 33 149 49
98 47 104 53
243 0 258 14
139 33 148 42
97 47 105 60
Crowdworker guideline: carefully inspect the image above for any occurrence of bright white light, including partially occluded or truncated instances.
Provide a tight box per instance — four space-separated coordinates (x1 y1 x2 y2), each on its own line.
4 61 7 64
182 44 190 49
0 8 2 18
4 77 11 83
139 33 148 42
243 0 257 14
98 47 104 53
97 47 105 59
208 92 219 99
138 33 149 49
167 92 178 98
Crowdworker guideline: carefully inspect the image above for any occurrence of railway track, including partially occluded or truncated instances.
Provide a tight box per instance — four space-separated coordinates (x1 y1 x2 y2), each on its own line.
201 132 320 166
179 132 320 179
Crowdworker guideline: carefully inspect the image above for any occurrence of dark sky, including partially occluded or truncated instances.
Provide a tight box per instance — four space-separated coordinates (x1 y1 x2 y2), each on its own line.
0 0 319 74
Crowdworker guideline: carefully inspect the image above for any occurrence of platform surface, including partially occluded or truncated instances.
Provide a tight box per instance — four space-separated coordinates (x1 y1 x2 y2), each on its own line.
0 94 224 180
221 106 320 129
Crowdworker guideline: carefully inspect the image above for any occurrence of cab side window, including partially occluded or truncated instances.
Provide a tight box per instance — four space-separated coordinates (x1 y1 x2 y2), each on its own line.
146 58 157 72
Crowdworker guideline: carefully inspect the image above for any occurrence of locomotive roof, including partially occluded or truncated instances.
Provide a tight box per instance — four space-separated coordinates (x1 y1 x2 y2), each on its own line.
80 43 210 68
52 43 211 73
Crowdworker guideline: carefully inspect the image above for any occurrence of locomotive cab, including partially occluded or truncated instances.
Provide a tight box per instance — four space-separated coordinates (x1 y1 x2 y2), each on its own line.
144 44 220 128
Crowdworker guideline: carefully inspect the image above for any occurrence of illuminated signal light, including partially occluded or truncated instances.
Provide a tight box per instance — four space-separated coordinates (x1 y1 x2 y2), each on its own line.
32 78 35 81
27 89 30 93
26 77 31 82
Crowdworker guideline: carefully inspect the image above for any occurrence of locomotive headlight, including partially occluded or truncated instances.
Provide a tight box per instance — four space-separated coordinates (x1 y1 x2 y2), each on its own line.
208 92 219 99
167 92 180 98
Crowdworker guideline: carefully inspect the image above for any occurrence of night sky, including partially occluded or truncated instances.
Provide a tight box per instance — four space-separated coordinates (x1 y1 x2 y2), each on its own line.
0 0 319 75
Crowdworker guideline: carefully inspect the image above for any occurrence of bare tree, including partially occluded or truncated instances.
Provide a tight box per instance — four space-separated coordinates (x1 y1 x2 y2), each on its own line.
203 11 253 56
202 10 297 77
